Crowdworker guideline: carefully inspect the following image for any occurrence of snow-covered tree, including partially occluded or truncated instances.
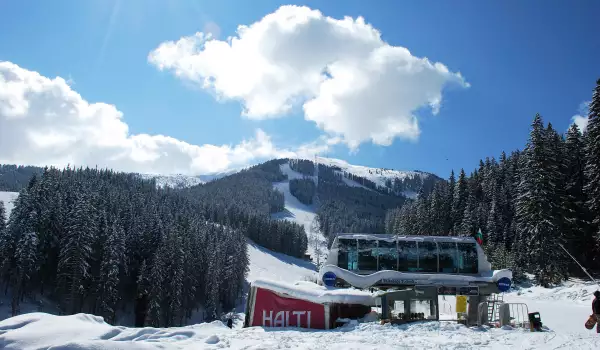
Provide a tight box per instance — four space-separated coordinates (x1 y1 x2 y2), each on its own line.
97 219 125 324
585 79 600 260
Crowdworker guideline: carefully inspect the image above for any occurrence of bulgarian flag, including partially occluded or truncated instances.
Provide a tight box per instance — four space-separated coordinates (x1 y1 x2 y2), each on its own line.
475 228 483 246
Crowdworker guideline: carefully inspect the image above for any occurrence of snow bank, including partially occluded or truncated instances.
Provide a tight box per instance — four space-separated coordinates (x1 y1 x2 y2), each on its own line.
251 279 376 305
509 278 600 304
246 241 317 284
0 191 18 219
2 310 597 349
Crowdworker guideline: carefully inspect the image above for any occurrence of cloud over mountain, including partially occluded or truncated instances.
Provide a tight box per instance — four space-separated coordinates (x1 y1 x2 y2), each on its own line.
0 61 329 175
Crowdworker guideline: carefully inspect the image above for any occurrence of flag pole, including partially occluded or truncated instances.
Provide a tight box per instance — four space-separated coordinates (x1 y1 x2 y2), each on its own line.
558 243 600 289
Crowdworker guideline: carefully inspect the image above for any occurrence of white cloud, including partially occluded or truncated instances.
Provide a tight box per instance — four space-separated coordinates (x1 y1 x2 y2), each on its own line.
0 61 332 175
148 5 469 149
571 101 590 132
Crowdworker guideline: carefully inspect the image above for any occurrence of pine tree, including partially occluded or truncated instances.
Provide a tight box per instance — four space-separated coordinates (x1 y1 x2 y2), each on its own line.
564 123 592 269
0 201 6 234
585 79 600 262
515 114 565 286
11 231 38 315
452 169 468 233
97 219 125 324
57 192 97 314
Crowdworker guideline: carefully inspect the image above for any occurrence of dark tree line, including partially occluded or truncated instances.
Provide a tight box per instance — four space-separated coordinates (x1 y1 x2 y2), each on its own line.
187 159 287 216
387 78 600 287
289 178 316 205
183 159 308 258
384 173 440 197
314 164 408 246
0 166 250 327
289 159 315 176
0 164 44 192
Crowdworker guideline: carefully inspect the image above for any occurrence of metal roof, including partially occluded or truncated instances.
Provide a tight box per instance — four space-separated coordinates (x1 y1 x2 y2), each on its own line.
332 233 477 243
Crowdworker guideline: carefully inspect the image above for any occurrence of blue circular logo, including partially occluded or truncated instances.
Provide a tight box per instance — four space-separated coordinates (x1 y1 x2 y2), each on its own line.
322 272 337 286
497 277 512 292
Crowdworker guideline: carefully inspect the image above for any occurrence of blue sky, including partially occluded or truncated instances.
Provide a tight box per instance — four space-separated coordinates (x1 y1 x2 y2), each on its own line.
0 0 598 177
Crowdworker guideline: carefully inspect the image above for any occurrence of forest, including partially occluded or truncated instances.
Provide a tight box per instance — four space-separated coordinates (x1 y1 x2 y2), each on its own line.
0 159 308 327
0 164 44 192
386 79 600 286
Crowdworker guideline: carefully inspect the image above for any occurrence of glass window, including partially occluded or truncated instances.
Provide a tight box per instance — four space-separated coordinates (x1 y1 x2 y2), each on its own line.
337 239 349 270
337 239 358 271
398 240 418 272
418 241 438 273
357 239 378 271
438 242 458 273
457 243 478 274
377 240 397 271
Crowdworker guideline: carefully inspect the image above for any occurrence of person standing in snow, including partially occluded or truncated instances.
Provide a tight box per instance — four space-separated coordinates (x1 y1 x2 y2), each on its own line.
227 317 233 329
593 291 600 333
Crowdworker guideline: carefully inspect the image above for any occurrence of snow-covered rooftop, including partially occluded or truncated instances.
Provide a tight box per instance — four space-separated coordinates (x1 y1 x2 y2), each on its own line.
251 279 376 306
332 233 478 243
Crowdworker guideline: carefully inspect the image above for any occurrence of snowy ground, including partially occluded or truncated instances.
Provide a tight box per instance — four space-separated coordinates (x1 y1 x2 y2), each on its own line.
1 301 597 349
0 191 18 220
246 240 316 284
2 271 600 349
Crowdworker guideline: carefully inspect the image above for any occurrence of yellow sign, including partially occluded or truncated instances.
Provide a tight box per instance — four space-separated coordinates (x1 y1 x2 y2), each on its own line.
456 295 468 314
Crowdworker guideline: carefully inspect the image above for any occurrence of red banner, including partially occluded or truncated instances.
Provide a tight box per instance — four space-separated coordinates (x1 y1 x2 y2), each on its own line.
251 287 326 329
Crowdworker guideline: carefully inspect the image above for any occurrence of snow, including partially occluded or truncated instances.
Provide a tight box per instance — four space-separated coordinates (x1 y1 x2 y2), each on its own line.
507 278 600 305
138 174 205 189
0 191 18 219
1 249 598 349
2 304 597 349
311 156 431 189
137 167 244 189
339 174 373 191
251 279 376 305
246 241 317 284
271 163 329 265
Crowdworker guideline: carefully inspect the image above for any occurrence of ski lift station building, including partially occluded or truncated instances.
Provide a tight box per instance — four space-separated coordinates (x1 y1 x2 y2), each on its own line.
319 234 512 294
244 234 514 329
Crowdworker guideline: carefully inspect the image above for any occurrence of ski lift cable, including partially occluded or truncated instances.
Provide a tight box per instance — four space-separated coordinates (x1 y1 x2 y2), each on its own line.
558 243 600 289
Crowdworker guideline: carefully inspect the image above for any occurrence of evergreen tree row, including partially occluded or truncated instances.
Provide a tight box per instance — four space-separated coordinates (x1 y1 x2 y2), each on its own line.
387 78 600 286
315 164 407 246
289 178 316 205
0 166 248 326
0 164 44 192
183 159 308 258
289 159 315 176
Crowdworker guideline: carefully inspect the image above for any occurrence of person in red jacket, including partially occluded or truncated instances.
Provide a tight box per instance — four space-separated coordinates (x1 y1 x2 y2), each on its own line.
593 291 600 333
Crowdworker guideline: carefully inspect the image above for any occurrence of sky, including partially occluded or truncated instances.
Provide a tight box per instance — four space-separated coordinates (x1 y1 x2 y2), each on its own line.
0 0 599 178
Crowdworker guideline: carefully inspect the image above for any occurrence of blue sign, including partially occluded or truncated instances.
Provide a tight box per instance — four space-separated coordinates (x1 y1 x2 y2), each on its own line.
497 277 512 292
322 272 337 287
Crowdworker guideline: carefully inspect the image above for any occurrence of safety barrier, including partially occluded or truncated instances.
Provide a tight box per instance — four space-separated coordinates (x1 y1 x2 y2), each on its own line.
499 303 530 329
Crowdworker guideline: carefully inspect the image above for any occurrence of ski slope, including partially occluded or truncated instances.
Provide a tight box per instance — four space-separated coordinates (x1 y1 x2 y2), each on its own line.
271 162 329 265
311 156 431 189
246 240 316 284
0 191 18 220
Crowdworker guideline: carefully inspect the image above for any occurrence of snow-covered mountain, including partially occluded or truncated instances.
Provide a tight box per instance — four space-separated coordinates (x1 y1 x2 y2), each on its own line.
313 156 434 188
290 156 439 199
138 173 205 189
137 168 242 189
